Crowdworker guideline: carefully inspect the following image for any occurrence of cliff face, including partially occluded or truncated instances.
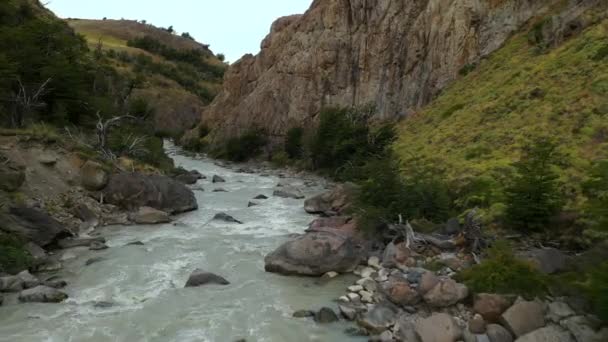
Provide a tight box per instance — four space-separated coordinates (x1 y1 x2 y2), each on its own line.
204 0 573 141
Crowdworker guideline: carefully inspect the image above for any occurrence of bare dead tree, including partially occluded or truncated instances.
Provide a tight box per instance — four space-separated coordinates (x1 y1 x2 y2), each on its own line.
95 111 137 159
11 77 52 127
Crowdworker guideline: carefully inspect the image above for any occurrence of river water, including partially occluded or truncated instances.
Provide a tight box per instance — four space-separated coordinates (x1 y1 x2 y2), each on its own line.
0 143 363 342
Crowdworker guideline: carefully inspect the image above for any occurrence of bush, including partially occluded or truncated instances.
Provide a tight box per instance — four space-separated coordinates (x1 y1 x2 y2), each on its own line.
353 153 452 234
588 261 608 321
583 160 608 233
310 106 395 180
0 233 32 274
285 126 304 159
457 240 547 298
505 137 564 231
223 130 268 162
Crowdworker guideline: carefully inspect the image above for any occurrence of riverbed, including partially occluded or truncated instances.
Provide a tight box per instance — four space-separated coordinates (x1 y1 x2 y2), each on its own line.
0 143 363 342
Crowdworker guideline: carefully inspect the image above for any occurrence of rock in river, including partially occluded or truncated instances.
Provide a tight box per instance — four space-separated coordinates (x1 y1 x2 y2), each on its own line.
273 187 304 199
130 206 171 224
264 231 361 276
185 269 230 287
18 286 68 303
0 206 71 247
103 173 197 214
213 213 243 224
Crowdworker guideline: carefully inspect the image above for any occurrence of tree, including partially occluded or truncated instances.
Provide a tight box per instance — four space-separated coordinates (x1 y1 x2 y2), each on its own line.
583 160 608 232
166 25 174 34
285 126 304 159
505 137 564 231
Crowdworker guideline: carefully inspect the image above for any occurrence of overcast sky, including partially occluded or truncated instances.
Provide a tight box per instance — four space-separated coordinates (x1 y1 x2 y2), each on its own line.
45 0 312 63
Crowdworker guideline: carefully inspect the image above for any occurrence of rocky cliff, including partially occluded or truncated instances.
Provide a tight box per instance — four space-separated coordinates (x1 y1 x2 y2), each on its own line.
203 0 588 142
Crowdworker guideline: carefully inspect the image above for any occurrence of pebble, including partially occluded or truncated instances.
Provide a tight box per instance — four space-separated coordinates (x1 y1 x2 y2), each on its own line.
339 296 350 303
347 293 361 301
368 256 382 269
361 267 375 278
348 285 364 292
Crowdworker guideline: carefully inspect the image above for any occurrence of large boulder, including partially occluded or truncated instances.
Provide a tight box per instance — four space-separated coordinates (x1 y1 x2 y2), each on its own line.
314 307 339 323
0 156 25 192
500 300 546 338
264 231 361 276
357 303 399 334
423 278 469 307
102 173 198 214
0 206 71 247
514 325 574 342
415 313 463 342
17 270 40 289
382 277 421 306
0 275 24 292
129 207 171 224
474 293 513 323
518 248 568 274
80 160 109 191
486 324 513 342
382 241 413 268
304 183 358 215
184 269 230 287
273 187 304 199
18 285 68 303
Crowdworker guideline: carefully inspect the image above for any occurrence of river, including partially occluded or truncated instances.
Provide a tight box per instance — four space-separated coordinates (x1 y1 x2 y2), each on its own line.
0 142 363 342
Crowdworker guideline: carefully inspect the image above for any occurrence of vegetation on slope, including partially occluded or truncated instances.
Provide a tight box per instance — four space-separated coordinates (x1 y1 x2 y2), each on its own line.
68 18 227 136
394 18 608 234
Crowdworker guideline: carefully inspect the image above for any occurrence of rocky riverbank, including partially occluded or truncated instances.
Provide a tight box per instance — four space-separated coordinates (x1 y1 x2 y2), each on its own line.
264 185 608 342
0 136 200 306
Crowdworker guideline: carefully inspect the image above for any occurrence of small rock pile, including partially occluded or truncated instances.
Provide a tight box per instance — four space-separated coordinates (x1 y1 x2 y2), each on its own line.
311 253 608 342
0 270 68 304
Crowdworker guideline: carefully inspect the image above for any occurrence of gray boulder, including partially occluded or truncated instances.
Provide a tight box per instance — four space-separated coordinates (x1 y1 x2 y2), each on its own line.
304 183 358 215
80 160 109 191
314 307 339 323
273 187 304 199
103 173 198 214
18 285 68 303
382 277 421 306
213 213 243 224
0 275 24 292
515 325 574 342
518 248 568 274
0 206 71 247
486 324 513 342
264 231 361 276
423 278 469 307
500 300 546 338
130 206 171 224
357 303 399 334
254 194 268 200
212 175 226 183
175 173 199 185
184 269 230 287
17 270 40 289
415 313 463 342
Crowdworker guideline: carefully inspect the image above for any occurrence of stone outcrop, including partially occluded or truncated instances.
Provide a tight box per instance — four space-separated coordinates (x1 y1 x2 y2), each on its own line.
202 0 584 143
184 269 230 287
0 206 71 247
102 173 198 214
264 230 361 276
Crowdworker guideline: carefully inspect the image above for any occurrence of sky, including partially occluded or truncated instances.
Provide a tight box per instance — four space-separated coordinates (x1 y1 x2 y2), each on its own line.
45 0 313 63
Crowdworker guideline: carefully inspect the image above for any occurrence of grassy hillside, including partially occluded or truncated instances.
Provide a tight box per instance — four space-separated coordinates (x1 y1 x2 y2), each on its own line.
68 19 227 136
394 17 608 218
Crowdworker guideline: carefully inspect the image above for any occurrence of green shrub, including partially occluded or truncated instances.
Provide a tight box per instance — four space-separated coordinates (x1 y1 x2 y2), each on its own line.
505 137 564 231
457 240 547 298
353 153 452 234
310 106 395 180
285 126 304 159
588 261 608 321
583 160 608 233
0 233 32 275
592 44 608 61
223 129 268 162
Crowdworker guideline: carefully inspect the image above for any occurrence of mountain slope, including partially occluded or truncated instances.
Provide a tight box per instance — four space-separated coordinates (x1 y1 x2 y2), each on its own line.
394 13 608 211
199 0 594 144
69 19 227 136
